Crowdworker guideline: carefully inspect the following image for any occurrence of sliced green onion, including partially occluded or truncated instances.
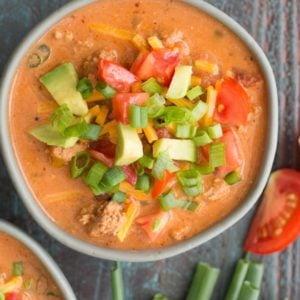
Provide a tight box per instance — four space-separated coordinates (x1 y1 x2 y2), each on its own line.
207 123 223 139
225 171 241 185
96 80 117 98
152 152 178 180
12 261 24 276
71 152 90 178
209 142 225 168
153 293 169 300
64 120 89 137
84 162 108 187
80 124 102 140
135 174 151 192
77 77 93 99
186 262 220 300
138 155 154 169
193 130 212 147
142 77 163 95
175 124 197 138
130 105 148 128
183 185 203 197
244 262 264 289
102 167 126 187
224 259 250 300
177 170 201 187
90 182 119 196
111 262 125 300
186 86 204 101
24 279 33 290
112 191 127 203
163 106 191 124
166 65 193 99
191 101 208 122
197 165 215 175
237 281 260 300
50 104 74 133
159 191 199 212
147 94 166 118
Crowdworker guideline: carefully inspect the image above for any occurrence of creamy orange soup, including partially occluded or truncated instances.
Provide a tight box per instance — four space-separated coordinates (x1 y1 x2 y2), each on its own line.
9 0 267 250
0 232 62 299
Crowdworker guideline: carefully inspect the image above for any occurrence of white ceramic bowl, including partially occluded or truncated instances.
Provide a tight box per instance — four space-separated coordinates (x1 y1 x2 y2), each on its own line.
0 220 76 299
0 0 278 262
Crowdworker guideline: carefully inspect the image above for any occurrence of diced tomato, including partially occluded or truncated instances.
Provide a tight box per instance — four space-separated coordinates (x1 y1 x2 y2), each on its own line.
217 128 244 176
213 77 250 126
121 165 138 186
244 169 300 255
152 171 175 199
132 49 180 86
136 210 172 241
5 293 23 300
112 93 149 124
90 150 114 168
98 60 139 92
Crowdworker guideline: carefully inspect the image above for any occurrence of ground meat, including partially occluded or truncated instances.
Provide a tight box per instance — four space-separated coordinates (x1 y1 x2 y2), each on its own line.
204 178 230 201
232 67 261 88
78 201 126 237
155 127 173 138
50 142 88 164
171 223 191 241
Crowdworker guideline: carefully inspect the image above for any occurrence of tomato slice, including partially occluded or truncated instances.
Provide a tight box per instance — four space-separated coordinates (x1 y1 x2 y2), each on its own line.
98 60 138 92
213 77 250 126
244 169 300 255
151 171 175 199
121 165 138 186
132 49 180 86
5 293 23 300
112 93 149 124
136 210 172 241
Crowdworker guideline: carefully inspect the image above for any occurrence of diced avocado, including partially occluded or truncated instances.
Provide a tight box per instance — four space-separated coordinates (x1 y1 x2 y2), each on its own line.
166 65 193 100
115 124 143 166
153 138 196 162
29 124 78 148
40 63 88 116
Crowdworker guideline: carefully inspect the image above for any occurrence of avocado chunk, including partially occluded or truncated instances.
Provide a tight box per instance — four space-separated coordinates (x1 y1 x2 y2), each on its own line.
115 124 143 166
29 124 78 148
40 63 88 116
153 138 196 162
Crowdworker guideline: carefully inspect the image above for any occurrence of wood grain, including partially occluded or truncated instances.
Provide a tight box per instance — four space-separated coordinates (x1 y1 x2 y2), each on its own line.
0 0 299 299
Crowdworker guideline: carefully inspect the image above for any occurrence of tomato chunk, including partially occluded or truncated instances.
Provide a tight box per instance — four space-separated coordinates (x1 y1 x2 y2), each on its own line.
151 171 175 199
121 165 138 186
98 60 138 92
244 169 300 255
136 211 172 241
112 93 149 124
213 77 250 126
132 49 180 86
5 293 23 300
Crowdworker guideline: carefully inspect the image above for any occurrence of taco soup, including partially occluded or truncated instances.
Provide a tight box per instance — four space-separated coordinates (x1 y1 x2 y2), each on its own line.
9 0 267 250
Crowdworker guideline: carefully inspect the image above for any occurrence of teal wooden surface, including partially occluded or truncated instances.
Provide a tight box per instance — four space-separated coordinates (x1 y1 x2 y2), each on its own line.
0 0 299 299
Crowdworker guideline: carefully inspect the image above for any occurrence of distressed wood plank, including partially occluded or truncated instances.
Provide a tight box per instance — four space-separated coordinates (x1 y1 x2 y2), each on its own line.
0 0 299 299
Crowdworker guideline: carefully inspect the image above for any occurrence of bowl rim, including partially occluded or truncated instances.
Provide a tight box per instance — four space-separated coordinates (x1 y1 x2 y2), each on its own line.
0 220 76 299
0 0 278 262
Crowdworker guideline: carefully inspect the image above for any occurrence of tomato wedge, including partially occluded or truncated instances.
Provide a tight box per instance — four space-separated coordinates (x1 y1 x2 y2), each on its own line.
213 77 250 126
98 60 138 92
244 169 300 255
136 211 172 241
151 171 175 199
132 49 180 86
112 93 149 124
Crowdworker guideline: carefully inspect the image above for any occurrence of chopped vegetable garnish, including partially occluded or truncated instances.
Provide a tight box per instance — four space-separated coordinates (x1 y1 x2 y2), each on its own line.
166 65 193 99
186 86 204 101
64 120 89 138
193 130 212 147
135 174 151 192
159 191 199 211
207 123 223 139
80 124 102 140
112 191 127 203
186 262 220 300
111 262 125 300
71 152 91 178
129 105 148 128
138 155 155 169
102 167 127 187
224 171 241 185
203 86 217 126
77 77 93 99
209 142 225 168
96 80 117 98
148 36 164 49
50 104 74 134
157 106 191 125
153 293 169 300
190 101 208 122
84 162 108 187
142 78 163 95
175 124 197 138
12 262 24 277
152 152 178 180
